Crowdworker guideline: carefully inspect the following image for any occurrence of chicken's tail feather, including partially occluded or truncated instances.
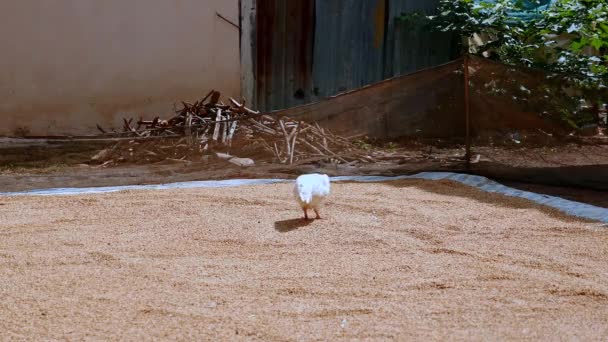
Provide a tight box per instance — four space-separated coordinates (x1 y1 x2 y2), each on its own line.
298 183 313 204
300 192 312 204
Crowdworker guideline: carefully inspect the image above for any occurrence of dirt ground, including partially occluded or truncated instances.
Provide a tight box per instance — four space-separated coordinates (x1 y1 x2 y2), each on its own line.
1 180 607 340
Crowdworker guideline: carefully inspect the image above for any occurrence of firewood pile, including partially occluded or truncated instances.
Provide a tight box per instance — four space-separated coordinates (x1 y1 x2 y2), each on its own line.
95 90 256 143
241 115 378 165
92 90 379 167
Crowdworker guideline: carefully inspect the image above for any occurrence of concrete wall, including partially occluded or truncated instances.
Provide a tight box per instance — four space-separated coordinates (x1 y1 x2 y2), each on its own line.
0 1 240 136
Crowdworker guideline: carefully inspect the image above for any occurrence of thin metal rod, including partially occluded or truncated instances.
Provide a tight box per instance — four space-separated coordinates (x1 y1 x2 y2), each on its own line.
464 54 471 168
216 12 240 31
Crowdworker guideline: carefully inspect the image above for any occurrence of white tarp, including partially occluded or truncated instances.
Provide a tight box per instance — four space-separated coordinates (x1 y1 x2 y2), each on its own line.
1 172 606 224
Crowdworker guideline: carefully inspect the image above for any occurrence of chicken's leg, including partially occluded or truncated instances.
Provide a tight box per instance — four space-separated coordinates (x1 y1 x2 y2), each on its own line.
313 208 321 219
303 208 309 220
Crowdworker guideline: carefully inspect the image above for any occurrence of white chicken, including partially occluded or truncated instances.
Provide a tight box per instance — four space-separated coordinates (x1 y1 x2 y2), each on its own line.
293 173 331 220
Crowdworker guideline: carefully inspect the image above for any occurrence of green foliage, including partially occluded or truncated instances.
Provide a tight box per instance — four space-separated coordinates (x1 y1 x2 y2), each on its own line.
385 142 398 151
429 0 607 127
534 0 608 80
430 0 607 81
353 139 373 150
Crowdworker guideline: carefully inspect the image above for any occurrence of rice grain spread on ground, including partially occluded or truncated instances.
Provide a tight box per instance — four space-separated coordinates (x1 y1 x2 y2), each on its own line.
0 179 607 340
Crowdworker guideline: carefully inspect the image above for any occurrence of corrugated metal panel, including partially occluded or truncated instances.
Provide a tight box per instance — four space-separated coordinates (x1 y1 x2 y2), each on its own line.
240 0 256 108
254 0 314 111
384 0 459 78
311 0 386 100
252 0 459 112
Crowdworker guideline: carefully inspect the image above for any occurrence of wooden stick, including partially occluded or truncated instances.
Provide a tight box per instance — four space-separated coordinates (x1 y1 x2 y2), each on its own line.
229 97 259 115
212 109 222 141
273 142 283 162
261 115 277 123
279 120 291 162
122 118 132 132
313 140 349 163
229 97 245 112
185 113 193 138
122 118 142 136
227 120 238 146
308 126 337 144
96 124 107 134
289 122 301 165
221 114 229 143
298 138 326 158
199 126 211 142
165 158 190 164
210 91 221 105
200 89 215 104
249 119 278 135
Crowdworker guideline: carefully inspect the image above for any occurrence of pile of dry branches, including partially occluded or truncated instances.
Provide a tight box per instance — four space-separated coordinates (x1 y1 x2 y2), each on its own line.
93 90 377 166
96 90 258 145
243 115 376 165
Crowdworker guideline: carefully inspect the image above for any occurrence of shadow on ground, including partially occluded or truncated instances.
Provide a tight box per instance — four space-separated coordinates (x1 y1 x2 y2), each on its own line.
274 218 313 233
379 178 593 223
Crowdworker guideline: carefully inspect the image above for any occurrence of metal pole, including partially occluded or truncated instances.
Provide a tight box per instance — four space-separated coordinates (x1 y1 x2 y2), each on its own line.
464 54 471 168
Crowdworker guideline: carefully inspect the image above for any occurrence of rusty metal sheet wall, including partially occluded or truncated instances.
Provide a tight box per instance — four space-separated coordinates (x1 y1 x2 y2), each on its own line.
384 0 459 78
254 0 315 111
311 0 387 101
253 0 458 112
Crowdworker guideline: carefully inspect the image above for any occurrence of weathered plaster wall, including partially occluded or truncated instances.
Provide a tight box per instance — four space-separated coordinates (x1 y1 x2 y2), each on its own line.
0 0 240 136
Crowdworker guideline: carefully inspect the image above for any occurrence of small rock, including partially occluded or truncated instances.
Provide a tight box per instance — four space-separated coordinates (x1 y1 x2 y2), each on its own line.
509 131 521 144
228 157 255 167
340 318 348 329
100 160 114 168
91 149 111 162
